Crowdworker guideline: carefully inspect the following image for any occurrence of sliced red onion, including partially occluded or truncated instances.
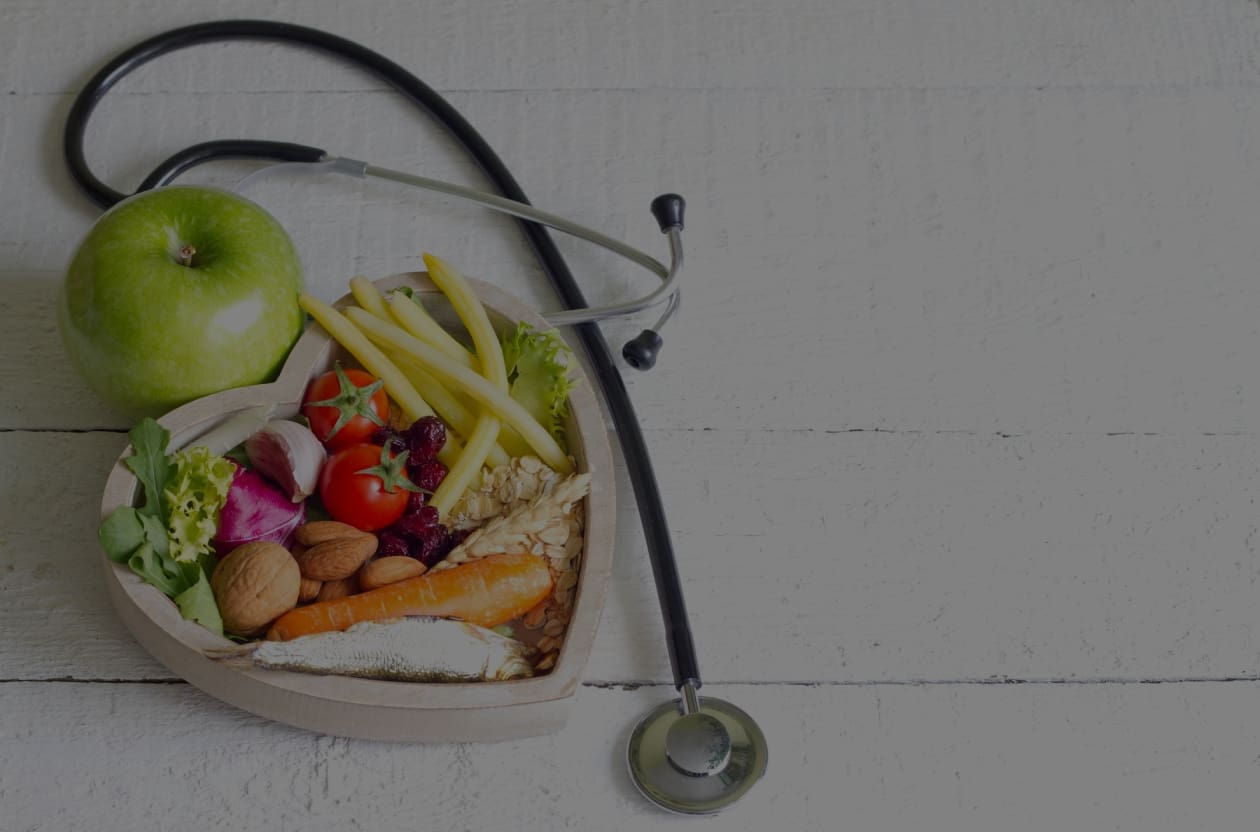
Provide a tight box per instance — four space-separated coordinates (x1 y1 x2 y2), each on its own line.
212 467 305 557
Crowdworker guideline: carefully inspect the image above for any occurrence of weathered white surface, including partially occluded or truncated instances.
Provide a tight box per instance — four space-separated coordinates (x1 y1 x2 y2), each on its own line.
6 680 1260 831
7 0 1260 827
6 0 1258 94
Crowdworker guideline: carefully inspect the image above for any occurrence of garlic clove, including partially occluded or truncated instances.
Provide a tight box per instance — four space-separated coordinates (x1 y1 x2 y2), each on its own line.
245 419 327 502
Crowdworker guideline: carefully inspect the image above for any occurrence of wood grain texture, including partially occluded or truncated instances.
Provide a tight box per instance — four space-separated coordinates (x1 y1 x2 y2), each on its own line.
5 680 1260 831
8 0 1260 826
4 0 1257 95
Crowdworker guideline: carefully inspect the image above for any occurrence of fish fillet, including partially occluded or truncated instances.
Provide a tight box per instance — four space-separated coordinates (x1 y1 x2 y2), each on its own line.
207 617 534 682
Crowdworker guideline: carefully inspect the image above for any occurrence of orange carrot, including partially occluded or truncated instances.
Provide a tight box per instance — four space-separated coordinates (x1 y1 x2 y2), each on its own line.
265 552 554 641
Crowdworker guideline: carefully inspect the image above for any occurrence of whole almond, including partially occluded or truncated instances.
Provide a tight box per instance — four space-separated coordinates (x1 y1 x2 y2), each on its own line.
298 576 322 603
316 574 359 602
296 534 378 580
295 520 365 547
359 556 427 591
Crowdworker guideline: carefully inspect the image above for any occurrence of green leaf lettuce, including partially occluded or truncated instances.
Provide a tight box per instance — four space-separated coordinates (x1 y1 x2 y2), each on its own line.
500 323 577 451
97 417 227 637
123 419 176 522
164 445 235 564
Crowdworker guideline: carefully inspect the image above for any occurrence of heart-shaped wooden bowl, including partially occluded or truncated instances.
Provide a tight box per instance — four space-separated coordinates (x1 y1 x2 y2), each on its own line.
98 273 615 742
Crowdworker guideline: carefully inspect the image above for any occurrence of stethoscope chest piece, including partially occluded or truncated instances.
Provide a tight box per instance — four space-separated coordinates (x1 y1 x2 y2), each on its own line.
627 683 768 815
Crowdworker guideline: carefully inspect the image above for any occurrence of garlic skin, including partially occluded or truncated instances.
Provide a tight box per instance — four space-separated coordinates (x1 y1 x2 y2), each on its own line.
245 419 327 502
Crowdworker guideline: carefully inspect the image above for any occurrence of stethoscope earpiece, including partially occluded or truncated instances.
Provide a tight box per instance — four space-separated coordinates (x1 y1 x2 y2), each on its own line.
650 193 685 233
622 329 663 370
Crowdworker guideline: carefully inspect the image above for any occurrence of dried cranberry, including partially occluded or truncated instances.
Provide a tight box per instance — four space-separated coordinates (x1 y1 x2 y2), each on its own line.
450 528 471 546
391 506 440 539
371 426 405 454
405 416 447 462
409 460 448 492
376 531 411 558
405 490 428 514
414 525 453 567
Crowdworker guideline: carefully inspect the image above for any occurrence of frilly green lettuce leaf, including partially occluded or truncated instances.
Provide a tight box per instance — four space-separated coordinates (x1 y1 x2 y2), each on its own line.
164 445 236 564
501 322 577 451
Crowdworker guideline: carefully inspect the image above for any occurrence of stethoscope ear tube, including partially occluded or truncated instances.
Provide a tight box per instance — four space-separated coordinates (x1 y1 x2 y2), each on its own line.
136 141 326 193
63 21 342 209
622 198 685 370
231 157 685 366
64 18 685 362
63 19 706 693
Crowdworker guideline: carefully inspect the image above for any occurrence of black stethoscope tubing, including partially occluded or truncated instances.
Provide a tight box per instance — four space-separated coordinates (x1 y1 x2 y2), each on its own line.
63 19 702 691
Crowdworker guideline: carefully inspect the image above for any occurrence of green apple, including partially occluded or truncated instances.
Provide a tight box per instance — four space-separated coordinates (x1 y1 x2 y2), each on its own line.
58 186 305 418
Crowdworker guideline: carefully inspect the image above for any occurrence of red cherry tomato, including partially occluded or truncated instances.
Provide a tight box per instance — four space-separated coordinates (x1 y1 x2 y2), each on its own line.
318 443 417 532
301 364 390 451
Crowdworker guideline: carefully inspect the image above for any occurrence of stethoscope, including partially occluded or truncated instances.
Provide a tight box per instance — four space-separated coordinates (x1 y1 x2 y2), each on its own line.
64 20 766 814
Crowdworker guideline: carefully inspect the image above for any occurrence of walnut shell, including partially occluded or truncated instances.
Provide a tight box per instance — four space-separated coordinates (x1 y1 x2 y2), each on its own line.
211 541 301 637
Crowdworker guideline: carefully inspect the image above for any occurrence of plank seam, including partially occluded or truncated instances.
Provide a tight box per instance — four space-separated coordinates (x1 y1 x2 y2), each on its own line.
4 676 1260 687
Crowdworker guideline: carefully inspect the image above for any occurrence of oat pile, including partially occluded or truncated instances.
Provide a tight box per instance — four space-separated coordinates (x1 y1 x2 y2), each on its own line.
441 456 588 672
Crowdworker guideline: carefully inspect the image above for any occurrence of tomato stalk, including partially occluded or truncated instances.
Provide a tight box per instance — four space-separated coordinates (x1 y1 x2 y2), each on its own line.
304 362 386 444
356 443 424 495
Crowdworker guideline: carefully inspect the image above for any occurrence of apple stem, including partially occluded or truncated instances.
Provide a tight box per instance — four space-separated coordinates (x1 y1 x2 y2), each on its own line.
178 244 196 267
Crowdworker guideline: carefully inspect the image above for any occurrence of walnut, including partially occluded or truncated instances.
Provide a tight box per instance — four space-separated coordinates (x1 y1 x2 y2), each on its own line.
210 541 301 637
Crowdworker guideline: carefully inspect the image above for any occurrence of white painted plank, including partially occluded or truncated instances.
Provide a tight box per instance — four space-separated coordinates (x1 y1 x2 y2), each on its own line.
4 0 1257 96
13 85 1260 435
0 277 132 430
5 679 1260 831
7 429 1260 684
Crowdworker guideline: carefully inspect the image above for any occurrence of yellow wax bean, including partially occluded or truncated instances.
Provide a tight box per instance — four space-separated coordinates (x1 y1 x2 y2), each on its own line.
387 291 477 370
345 308 572 474
297 294 461 468
387 349 512 469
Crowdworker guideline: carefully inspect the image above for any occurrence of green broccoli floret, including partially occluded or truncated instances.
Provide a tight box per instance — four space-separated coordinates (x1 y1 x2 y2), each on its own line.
501 322 577 452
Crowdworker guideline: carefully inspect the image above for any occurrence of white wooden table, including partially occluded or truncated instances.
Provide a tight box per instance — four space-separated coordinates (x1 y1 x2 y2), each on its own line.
6 1 1260 828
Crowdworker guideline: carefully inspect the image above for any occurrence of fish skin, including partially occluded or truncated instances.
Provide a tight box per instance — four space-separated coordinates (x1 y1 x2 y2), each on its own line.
207 617 534 682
